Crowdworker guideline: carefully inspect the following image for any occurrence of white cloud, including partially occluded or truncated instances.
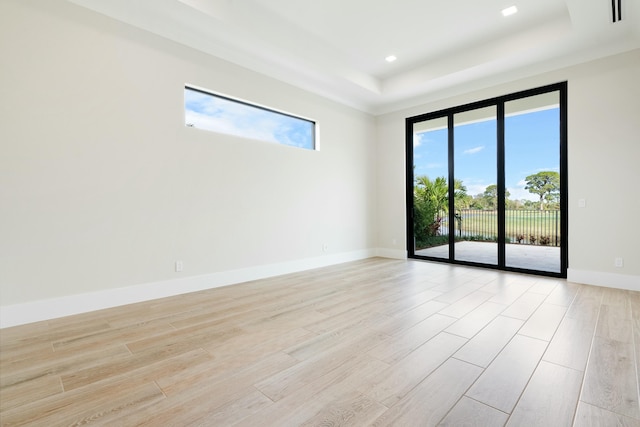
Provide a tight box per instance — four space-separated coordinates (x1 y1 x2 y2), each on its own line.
463 146 484 155
185 110 280 143
508 185 539 202
184 88 313 149
413 134 422 147
467 183 487 196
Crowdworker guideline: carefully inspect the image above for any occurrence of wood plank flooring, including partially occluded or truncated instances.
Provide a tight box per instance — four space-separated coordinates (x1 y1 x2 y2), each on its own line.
1 258 639 426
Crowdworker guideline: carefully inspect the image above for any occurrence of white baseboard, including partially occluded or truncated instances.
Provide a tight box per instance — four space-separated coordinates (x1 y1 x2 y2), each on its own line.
12 253 633 329
375 248 408 259
567 268 640 292
0 249 376 329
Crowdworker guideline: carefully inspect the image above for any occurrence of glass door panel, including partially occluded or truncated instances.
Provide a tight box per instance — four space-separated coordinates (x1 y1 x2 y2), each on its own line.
504 91 561 273
407 83 566 277
453 107 498 264
411 117 449 259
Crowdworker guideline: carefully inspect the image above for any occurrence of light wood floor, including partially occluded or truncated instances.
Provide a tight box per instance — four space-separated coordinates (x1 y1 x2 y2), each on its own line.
1 258 639 426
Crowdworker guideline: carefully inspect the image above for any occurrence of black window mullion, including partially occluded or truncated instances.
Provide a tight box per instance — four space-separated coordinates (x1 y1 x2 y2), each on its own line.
448 114 455 261
405 118 415 257
559 82 569 274
497 102 506 268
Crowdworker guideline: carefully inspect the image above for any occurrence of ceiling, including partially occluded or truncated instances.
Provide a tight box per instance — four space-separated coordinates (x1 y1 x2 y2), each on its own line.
67 0 640 114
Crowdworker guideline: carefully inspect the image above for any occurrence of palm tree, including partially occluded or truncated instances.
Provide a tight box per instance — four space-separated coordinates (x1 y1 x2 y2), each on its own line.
452 179 469 209
415 176 448 213
414 176 468 237
415 175 469 213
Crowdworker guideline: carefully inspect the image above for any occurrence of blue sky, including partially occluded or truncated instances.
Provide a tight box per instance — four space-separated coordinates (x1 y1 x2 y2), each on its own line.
414 108 560 201
184 88 315 150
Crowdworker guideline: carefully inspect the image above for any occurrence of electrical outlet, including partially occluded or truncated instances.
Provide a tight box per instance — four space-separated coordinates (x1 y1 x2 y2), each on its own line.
614 257 623 268
175 260 184 272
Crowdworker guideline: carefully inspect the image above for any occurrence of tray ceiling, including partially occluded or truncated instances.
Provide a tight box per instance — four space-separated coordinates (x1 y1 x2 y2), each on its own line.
67 0 640 114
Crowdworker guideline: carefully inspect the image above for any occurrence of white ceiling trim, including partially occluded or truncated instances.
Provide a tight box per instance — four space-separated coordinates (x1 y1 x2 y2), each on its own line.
66 0 640 114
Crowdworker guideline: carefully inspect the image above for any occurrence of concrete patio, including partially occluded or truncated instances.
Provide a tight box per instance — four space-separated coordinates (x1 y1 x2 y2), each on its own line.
415 241 561 273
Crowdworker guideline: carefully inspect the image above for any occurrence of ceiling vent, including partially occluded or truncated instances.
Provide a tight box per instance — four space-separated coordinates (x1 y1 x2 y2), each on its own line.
612 0 622 22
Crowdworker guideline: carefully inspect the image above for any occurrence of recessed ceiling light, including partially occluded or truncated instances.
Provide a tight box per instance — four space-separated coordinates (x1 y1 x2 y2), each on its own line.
385 55 397 63
502 6 518 16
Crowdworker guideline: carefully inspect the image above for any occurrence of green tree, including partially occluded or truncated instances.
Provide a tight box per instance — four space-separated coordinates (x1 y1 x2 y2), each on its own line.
413 176 445 244
415 176 468 214
506 198 523 210
453 179 470 209
413 176 467 244
522 199 538 210
416 176 448 213
524 171 560 210
469 194 488 210
481 184 510 210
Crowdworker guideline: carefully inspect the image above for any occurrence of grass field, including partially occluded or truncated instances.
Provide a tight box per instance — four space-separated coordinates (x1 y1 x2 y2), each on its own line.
440 209 561 246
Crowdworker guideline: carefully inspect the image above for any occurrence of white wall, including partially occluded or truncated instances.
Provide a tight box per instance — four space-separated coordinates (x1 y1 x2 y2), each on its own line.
376 49 640 290
567 51 640 288
1 1 638 328
0 0 377 324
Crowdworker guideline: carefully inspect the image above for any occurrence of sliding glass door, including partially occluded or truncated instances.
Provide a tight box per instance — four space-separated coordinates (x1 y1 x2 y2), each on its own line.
453 106 497 265
504 91 563 273
406 83 567 277
410 116 450 260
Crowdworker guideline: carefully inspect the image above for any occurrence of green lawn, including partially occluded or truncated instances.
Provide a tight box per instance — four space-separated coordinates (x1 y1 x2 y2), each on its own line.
443 209 561 246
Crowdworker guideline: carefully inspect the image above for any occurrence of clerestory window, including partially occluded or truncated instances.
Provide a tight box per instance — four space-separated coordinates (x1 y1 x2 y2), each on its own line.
184 86 316 150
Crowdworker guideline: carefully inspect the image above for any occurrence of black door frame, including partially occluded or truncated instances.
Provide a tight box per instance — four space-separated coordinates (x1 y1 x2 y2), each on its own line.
405 82 568 278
